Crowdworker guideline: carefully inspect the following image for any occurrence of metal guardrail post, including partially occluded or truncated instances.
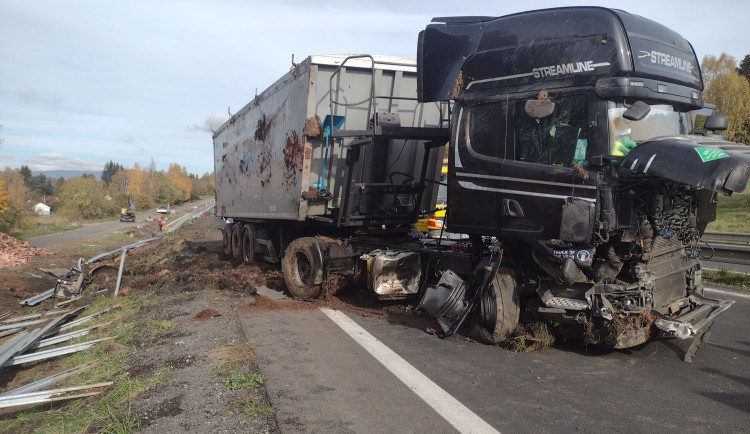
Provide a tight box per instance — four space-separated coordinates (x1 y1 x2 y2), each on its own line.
114 249 127 297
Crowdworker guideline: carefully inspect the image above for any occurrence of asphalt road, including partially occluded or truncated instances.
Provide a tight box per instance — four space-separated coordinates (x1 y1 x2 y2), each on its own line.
238 288 749 433
26 199 214 250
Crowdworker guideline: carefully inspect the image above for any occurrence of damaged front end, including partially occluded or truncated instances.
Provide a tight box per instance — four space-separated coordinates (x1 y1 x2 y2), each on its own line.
535 137 750 361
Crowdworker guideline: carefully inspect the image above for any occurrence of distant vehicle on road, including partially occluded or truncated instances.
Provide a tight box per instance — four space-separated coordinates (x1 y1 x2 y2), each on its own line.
120 195 136 222
156 203 171 214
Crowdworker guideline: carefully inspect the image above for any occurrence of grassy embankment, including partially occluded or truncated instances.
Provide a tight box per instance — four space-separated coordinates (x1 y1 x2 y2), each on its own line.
11 214 119 239
706 185 750 233
703 268 750 291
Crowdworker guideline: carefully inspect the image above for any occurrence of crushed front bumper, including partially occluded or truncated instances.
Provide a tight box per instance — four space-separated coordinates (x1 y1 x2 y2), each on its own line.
648 291 734 362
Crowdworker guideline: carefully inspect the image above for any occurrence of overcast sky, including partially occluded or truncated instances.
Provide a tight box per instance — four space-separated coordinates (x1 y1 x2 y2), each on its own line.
1 0 748 175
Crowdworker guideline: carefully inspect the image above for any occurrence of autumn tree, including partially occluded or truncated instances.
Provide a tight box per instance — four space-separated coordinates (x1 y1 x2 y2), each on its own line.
110 170 130 194
167 163 191 202
0 180 8 215
59 176 115 219
702 53 750 144
0 168 34 232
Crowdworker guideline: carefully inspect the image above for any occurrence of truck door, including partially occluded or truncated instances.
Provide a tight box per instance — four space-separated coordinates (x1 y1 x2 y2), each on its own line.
499 91 598 241
449 100 510 235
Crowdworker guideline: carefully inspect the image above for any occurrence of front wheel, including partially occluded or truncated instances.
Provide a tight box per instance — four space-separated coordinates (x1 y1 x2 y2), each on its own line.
282 237 325 301
471 266 520 344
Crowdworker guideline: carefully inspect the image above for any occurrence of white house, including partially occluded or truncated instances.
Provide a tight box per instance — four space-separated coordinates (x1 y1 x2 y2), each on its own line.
33 202 51 216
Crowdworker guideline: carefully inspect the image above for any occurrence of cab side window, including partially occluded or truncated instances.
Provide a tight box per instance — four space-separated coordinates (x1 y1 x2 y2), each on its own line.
467 102 506 158
513 94 588 167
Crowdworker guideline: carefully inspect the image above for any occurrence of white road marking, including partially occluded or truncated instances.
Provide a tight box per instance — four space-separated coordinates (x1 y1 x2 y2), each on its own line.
320 307 500 434
704 287 750 299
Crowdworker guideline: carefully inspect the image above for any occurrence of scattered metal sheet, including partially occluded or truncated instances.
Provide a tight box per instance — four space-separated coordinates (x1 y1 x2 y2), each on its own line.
43 309 71 317
2 337 114 367
0 362 96 398
51 307 115 335
0 332 31 367
0 313 11 321
0 382 113 409
0 328 22 339
19 288 55 306
0 319 45 332
1 313 41 324
32 322 112 350
15 307 87 356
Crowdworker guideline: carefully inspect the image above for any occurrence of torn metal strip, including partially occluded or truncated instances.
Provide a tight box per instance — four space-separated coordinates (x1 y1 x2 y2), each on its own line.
0 381 113 409
1 313 41 324
0 332 32 367
19 288 55 306
15 307 87 355
0 328 22 339
0 313 10 321
0 319 45 331
0 362 96 397
32 322 112 350
1 337 114 367
51 307 113 335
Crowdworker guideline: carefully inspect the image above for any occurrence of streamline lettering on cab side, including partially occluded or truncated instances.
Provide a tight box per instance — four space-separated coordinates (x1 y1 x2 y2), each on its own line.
638 50 695 73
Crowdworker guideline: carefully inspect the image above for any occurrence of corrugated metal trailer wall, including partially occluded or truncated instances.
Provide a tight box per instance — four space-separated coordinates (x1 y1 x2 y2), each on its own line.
214 55 445 226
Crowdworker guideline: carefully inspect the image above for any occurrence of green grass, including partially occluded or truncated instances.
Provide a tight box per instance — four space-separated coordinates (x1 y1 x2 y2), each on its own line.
0 293 168 434
704 267 750 290
11 214 122 240
225 373 266 391
11 222 78 239
708 185 750 233
243 403 275 418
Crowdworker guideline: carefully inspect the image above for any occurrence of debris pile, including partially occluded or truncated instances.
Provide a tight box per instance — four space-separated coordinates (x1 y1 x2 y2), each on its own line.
0 306 117 409
0 232 46 268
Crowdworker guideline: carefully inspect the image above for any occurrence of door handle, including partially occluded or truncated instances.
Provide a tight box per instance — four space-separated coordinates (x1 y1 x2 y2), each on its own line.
503 199 524 218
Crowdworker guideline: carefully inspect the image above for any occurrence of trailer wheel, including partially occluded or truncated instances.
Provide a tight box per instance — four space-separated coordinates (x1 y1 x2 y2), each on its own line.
282 237 325 301
471 266 520 344
242 224 256 264
222 224 233 256
231 224 243 259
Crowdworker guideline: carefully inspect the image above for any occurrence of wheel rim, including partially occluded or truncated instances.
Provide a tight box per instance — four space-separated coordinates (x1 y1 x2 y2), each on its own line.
479 285 498 332
296 252 312 284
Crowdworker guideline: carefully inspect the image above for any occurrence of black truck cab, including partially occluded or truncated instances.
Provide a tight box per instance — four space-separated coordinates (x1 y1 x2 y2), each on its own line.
417 7 750 354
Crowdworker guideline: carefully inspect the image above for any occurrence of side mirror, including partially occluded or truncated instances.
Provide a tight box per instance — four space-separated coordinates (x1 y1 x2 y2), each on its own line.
705 114 728 131
622 101 651 121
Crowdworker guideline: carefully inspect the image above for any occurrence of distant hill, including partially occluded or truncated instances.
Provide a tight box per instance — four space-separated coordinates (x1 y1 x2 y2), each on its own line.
32 170 103 180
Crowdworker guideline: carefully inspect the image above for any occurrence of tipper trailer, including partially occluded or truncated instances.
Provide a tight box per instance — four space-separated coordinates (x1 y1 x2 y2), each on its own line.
214 7 750 361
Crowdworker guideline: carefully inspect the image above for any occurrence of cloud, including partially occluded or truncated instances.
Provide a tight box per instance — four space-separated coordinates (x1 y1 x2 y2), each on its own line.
116 134 136 144
35 153 67 160
22 153 102 171
186 113 230 133
16 87 67 106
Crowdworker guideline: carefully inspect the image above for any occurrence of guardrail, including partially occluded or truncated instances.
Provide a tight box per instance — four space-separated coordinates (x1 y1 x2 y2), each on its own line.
701 231 750 266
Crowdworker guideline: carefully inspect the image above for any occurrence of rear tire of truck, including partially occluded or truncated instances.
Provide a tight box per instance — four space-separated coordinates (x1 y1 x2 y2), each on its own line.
471 266 520 344
242 225 256 264
222 224 233 256
282 237 325 301
231 224 243 259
